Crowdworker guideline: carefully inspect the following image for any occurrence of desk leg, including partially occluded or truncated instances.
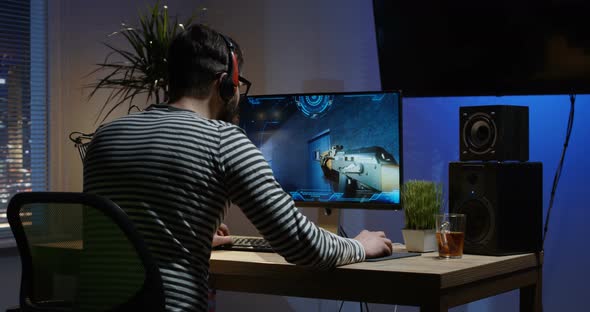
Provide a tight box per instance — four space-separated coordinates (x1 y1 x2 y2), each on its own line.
520 267 542 312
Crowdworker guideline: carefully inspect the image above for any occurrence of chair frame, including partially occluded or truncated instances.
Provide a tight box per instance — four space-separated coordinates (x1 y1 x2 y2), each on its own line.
7 192 165 312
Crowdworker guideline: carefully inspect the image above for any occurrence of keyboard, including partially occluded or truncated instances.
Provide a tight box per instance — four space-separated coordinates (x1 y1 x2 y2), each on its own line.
215 236 421 260
215 236 274 252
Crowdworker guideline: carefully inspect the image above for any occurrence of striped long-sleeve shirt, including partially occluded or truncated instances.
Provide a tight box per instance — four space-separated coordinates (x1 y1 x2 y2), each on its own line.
83 104 365 312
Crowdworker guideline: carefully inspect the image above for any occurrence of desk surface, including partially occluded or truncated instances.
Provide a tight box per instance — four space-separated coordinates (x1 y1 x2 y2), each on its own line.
32 240 541 311
209 248 542 310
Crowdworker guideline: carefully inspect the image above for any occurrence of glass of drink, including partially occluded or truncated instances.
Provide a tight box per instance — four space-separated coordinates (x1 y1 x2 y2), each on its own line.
436 213 466 259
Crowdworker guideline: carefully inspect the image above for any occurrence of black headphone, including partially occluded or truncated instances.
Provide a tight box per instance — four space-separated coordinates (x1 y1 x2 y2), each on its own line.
219 34 239 101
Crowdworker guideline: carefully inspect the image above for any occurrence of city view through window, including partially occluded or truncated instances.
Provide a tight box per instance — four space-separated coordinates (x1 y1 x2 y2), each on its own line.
0 0 47 245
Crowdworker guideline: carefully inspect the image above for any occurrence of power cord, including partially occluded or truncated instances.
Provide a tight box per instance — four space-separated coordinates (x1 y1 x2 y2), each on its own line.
542 93 576 250
338 225 349 239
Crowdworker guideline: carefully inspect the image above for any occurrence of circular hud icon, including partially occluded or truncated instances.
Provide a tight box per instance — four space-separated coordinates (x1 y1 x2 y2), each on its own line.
295 95 334 119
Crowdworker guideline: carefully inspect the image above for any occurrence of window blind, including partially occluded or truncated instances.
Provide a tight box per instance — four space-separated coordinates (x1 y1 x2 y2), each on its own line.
0 0 48 247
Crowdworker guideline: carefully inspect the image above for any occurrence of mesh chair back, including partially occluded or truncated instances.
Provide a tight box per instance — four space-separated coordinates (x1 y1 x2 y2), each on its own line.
7 192 164 312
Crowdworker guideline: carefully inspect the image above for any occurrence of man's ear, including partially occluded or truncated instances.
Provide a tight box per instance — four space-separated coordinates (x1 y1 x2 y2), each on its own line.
217 72 228 84
210 74 225 98
218 71 237 101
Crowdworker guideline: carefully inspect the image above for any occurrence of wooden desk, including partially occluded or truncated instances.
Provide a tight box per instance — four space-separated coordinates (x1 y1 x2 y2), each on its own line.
209 249 543 312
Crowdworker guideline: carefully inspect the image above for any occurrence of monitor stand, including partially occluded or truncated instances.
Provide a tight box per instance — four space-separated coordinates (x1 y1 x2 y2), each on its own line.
300 206 340 235
315 208 421 262
318 207 340 234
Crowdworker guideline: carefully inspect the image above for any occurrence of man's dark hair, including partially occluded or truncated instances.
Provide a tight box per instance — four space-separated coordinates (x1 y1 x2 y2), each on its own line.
167 24 243 103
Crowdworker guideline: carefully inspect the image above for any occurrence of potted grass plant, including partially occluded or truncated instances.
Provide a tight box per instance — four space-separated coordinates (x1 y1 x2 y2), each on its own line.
401 180 443 252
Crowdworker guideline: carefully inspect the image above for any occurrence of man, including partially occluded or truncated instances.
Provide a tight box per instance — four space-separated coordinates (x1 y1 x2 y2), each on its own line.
84 24 393 312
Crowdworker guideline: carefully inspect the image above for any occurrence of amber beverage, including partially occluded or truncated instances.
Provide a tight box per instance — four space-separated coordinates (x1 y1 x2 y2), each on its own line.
435 213 466 259
436 231 465 258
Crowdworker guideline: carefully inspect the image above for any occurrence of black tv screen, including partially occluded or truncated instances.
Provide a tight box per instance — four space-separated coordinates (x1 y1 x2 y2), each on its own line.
239 91 402 209
373 0 590 96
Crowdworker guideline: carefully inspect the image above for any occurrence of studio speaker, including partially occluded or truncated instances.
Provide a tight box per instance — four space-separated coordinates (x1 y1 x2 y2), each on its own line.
449 161 542 255
460 105 529 161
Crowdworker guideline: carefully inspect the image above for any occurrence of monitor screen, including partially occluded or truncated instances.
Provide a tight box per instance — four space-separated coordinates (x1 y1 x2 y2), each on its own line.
238 91 402 209
373 0 590 96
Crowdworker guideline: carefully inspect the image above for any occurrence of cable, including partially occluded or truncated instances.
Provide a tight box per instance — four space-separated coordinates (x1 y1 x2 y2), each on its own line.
338 225 349 238
338 301 344 312
68 131 94 144
542 93 576 250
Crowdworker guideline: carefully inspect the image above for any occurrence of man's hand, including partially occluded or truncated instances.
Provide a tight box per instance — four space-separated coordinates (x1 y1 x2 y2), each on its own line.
354 230 393 258
212 223 233 247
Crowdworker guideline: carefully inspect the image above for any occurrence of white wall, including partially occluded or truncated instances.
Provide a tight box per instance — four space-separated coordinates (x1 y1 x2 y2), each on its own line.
199 0 381 95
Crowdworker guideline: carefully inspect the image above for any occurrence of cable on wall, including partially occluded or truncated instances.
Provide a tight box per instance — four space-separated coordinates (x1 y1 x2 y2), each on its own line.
542 93 576 250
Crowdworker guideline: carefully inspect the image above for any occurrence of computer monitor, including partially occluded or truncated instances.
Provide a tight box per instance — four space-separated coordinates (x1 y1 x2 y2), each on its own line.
238 91 402 209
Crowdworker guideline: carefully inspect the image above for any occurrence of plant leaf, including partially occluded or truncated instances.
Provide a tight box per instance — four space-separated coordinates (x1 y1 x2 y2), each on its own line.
86 0 199 124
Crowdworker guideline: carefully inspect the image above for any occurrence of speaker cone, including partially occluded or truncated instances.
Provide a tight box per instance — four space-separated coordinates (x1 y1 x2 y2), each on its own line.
455 198 493 244
462 112 497 155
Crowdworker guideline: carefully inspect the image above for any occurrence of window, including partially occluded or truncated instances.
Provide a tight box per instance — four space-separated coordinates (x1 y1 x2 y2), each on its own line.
0 0 48 247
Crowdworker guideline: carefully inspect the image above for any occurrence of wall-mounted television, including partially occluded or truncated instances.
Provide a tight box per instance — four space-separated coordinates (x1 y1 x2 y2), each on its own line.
239 91 403 209
373 0 590 96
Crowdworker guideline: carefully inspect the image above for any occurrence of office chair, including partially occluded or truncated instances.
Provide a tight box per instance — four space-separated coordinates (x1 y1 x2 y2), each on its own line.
6 192 165 312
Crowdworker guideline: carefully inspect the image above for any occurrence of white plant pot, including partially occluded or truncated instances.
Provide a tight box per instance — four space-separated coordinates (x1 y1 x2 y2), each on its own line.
402 229 437 252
